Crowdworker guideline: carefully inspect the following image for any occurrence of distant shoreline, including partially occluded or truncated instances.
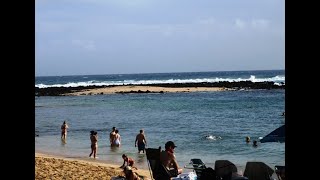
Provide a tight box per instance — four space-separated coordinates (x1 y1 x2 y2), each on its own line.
35 81 285 96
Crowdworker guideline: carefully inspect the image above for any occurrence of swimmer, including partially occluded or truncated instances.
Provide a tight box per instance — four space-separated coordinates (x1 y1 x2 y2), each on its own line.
246 136 251 143
205 135 222 140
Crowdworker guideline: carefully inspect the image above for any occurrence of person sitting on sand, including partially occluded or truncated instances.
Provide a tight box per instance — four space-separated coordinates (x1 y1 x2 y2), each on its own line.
160 141 183 177
135 129 147 153
123 166 142 180
120 154 137 170
61 121 69 139
89 131 98 158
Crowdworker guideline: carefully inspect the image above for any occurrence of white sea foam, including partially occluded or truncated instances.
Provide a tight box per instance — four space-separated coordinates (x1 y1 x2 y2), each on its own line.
205 135 222 140
35 75 285 88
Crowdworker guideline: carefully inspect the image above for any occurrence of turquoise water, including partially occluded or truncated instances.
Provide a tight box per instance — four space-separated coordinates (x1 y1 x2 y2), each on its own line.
35 89 285 171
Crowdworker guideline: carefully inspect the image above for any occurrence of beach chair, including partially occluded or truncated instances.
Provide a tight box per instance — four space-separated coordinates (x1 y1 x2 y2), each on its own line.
184 158 207 179
274 166 285 180
200 167 216 180
145 147 171 180
214 160 238 180
243 162 274 180
191 158 207 178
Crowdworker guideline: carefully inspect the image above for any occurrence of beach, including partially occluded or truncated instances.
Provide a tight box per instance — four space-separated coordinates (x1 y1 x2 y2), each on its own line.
35 153 152 180
35 70 285 179
65 86 226 96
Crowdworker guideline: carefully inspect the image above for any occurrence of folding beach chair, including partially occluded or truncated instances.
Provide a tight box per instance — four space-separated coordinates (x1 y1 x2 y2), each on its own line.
190 159 206 169
214 160 238 180
145 147 171 180
185 158 207 179
274 166 285 180
200 167 216 180
243 162 274 180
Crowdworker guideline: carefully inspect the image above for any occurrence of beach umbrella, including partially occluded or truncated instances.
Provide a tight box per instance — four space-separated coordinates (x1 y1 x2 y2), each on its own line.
259 125 285 143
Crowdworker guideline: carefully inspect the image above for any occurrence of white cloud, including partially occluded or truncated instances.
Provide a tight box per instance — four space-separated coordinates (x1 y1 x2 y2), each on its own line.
197 18 215 25
71 40 96 51
162 26 174 37
235 19 246 29
251 19 269 29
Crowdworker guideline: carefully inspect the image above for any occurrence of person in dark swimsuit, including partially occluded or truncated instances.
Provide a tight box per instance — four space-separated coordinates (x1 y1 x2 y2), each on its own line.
135 129 147 153
89 131 98 158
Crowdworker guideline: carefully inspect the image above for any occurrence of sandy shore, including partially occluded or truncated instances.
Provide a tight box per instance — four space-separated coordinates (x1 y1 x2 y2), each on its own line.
35 153 152 180
65 86 226 96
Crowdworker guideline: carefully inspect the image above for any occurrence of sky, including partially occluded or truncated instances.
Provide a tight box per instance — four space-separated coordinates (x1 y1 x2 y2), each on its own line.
35 0 284 76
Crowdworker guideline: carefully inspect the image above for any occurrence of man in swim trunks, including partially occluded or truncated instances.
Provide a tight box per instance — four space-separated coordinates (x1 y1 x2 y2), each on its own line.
109 127 116 145
135 129 147 153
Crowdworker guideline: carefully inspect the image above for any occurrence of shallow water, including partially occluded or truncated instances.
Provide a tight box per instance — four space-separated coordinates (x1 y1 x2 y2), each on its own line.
35 89 285 172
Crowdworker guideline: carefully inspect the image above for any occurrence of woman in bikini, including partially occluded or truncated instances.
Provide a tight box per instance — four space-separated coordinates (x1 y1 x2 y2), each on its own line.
112 129 121 147
89 131 98 158
61 121 69 140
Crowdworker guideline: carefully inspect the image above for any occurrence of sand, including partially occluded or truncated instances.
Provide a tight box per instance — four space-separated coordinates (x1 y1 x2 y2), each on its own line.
35 153 152 180
65 86 226 96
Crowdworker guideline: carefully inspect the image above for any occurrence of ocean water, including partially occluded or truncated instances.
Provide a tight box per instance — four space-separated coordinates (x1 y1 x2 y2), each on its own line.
35 70 285 172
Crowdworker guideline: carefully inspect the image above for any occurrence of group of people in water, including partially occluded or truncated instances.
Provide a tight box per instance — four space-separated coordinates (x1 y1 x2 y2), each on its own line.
245 136 258 147
59 121 183 180
60 121 261 179
109 127 121 147
60 121 148 159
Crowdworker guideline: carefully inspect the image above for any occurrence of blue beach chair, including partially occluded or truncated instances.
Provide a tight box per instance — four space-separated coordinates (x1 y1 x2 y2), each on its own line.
146 147 172 180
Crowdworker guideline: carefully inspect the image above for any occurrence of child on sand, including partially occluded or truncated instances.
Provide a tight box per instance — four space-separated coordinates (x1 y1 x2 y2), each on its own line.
120 154 137 170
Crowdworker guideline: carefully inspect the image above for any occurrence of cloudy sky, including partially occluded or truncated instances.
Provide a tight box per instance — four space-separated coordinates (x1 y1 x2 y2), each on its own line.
35 0 284 76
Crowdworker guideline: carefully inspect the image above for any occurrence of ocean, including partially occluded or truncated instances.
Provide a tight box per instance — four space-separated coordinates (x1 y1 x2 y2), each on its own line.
35 70 285 172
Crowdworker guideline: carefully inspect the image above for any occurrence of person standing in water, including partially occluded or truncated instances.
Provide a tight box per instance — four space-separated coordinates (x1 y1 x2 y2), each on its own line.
89 131 98 158
109 127 116 145
135 129 147 153
61 121 69 140
253 140 258 148
245 136 251 143
89 131 95 157
112 129 121 147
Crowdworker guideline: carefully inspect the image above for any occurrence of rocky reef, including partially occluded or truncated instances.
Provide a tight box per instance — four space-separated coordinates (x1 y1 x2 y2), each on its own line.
35 81 284 96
